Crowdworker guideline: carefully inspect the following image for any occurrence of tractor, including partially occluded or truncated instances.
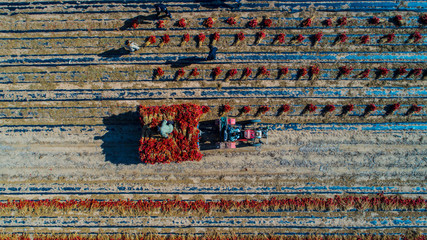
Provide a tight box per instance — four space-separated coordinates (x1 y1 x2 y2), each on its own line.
216 117 269 149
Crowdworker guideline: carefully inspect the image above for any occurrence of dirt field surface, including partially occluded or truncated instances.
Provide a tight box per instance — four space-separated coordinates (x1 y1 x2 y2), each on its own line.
0 0 426 238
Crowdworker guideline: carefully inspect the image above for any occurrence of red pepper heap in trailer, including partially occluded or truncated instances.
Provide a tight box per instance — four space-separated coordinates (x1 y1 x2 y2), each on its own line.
138 104 210 164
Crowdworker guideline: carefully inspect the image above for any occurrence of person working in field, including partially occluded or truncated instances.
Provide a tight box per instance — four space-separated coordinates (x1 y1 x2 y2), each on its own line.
158 120 174 138
207 47 218 60
154 4 171 18
124 40 140 53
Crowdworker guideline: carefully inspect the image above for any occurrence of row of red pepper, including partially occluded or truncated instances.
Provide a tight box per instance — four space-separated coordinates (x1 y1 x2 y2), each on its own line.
1 195 425 213
133 14 427 29
1 234 426 240
220 103 422 116
142 31 423 47
153 66 425 81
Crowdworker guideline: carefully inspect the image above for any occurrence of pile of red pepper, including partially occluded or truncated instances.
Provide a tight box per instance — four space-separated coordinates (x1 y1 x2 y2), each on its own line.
1 195 425 215
138 104 208 164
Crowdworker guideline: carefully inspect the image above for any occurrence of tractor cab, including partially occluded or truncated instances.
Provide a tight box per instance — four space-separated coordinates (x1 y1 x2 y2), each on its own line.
216 117 268 149
255 130 263 139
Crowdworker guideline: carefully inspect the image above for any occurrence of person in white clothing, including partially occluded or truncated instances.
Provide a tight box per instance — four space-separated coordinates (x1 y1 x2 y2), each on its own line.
124 40 140 52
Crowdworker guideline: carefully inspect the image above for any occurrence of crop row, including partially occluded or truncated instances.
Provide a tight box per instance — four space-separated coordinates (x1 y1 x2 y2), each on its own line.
6 14 427 32
218 103 423 118
151 66 426 81
2 66 425 84
1 103 424 120
137 14 427 29
0 233 425 240
136 15 427 30
1 195 425 216
1 0 426 15
2 87 424 102
3 32 424 54
3 52 425 69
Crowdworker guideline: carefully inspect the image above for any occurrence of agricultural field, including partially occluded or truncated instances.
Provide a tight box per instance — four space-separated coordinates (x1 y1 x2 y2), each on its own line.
0 0 426 239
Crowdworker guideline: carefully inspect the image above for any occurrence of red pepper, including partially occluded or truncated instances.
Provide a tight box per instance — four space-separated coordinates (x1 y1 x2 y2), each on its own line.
369 16 380 24
259 66 270 76
226 17 236 25
183 33 190 42
366 104 377 112
307 104 317 112
248 19 258 28
204 17 214 28
241 106 251 113
198 33 206 42
212 67 222 77
237 32 245 41
395 67 407 76
343 104 354 112
262 18 272 28
212 32 220 41
148 36 156 44
360 35 370 44
161 34 170 44
258 105 270 114
337 17 347 26
280 67 289 76
301 18 312 27
178 18 186 27
190 68 200 77
281 104 291 113
338 33 348 43
324 105 336 112
157 20 165 28
339 66 353 75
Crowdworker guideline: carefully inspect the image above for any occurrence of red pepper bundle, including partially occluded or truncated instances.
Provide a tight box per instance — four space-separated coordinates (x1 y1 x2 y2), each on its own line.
204 17 215 28
181 33 190 46
178 18 187 28
235 32 245 45
257 105 270 115
258 66 270 78
241 106 251 114
279 67 289 78
154 67 164 80
248 19 258 28
145 35 156 47
255 31 266 45
273 33 285 45
211 32 220 46
240 67 252 80
297 68 308 80
197 33 206 47
224 69 238 81
212 67 223 80
175 68 185 81
226 17 236 25
159 34 170 48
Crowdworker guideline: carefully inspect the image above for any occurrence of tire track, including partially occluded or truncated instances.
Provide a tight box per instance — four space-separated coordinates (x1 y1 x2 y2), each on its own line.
1 52 426 67
1 87 425 102
0 215 425 230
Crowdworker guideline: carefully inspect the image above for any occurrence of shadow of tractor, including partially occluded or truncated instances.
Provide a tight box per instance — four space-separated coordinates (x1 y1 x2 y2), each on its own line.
95 111 142 165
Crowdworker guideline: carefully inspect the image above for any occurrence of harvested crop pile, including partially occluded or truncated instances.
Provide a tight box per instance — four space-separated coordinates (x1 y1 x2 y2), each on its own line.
138 103 210 164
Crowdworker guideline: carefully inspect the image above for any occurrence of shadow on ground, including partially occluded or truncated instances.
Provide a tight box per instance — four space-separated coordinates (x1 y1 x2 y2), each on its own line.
199 120 220 150
120 14 167 30
165 56 207 68
96 112 223 163
194 0 234 9
95 111 142 165
98 48 129 58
